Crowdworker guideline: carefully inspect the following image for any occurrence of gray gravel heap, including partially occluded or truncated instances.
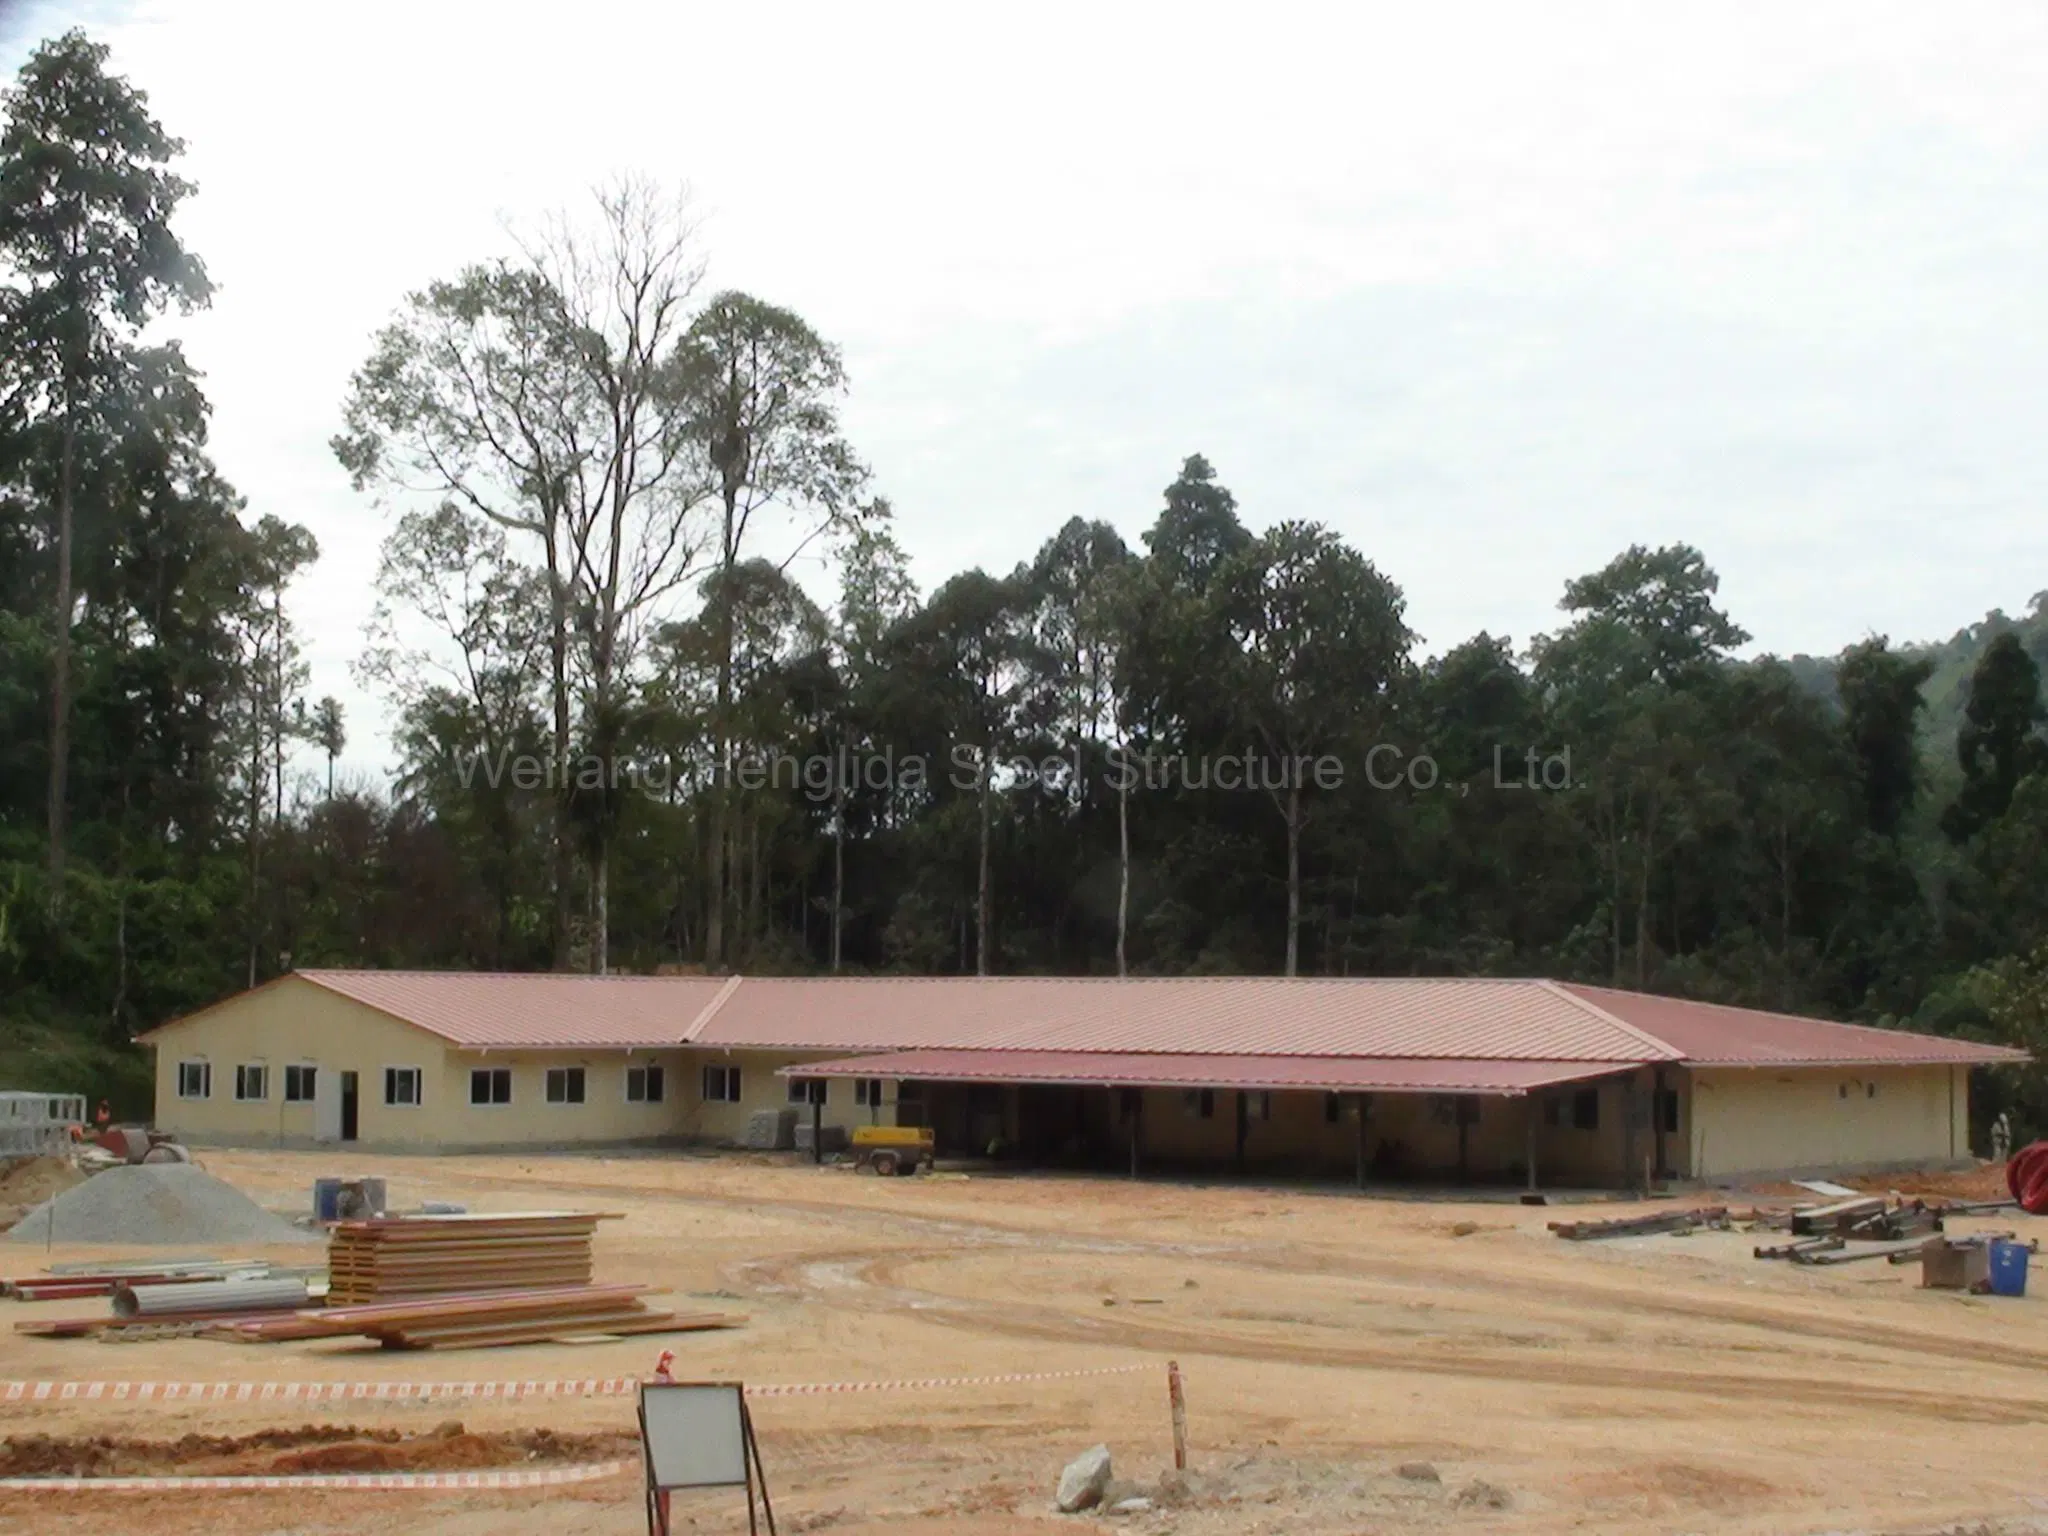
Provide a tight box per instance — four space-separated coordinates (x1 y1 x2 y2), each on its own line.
4 1163 319 1246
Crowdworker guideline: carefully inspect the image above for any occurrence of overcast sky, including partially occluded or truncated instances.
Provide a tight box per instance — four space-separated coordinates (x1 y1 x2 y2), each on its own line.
5 0 2047 780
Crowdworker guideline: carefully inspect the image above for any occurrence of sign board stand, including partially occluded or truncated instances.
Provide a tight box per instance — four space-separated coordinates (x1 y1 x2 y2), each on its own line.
638 1380 776 1535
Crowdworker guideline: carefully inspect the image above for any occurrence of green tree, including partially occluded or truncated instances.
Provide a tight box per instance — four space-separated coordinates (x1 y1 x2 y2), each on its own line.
671 291 868 968
1942 632 2047 843
311 697 345 798
1836 638 1933 838
0 30 211 903
1207 523 1411 976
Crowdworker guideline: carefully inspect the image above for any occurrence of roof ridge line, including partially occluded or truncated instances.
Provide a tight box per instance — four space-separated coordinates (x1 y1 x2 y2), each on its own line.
1537 980 1684 1062
680 975 745 1043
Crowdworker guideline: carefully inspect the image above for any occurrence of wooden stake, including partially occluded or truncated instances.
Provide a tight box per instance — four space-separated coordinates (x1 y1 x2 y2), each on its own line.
1167 1359 1188 1471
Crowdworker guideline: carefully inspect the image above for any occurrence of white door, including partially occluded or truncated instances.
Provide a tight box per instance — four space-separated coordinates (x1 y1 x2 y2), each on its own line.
314 1067 340 1143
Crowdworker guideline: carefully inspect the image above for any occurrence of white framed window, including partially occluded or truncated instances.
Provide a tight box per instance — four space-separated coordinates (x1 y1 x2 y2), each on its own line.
384 1067 423 1108
702 1065 741 1103
545 1067 586 1105
1244 1090 1270 1121
234 1064 269 1102
177 1060 211 1100
1182 1088 1214 1120
283 1065 317 1104
626 1065 665 1104
853 1077 884 1108
470 1067 512 1106
787 1078 827 1106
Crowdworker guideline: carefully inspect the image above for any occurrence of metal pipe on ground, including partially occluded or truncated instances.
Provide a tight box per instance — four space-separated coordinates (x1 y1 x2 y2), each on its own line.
111 1277 310 1318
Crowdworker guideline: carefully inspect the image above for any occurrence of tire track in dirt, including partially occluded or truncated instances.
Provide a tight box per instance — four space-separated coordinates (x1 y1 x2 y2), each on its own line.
451 1166 2048 1382
732 1246 2048 1427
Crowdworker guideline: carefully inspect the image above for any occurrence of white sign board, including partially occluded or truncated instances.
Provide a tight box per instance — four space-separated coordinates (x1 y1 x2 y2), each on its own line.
640 1383 749 1489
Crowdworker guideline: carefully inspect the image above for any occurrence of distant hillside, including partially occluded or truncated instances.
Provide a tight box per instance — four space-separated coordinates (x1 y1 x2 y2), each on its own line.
1911 594 2048 748
1782 592 2048 767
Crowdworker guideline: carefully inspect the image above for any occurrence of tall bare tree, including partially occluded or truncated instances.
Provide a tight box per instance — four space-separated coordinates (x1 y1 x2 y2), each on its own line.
338 180 710 972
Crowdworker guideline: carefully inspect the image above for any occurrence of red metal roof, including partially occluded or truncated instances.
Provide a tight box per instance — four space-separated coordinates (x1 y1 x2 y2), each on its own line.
137 970 2027 1073
1559 984 2027 1068
777 1049 1625 1095
294 970 735 1049
692 976 1679 1062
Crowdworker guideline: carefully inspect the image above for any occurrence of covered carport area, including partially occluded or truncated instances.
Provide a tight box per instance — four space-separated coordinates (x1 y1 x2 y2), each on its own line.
781 1050 1643 1189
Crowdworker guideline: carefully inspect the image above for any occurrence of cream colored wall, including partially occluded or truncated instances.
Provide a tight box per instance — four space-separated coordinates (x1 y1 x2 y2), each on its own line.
1688 1064 1965 1177
149 977 449 1147
434 1048 691 1145
676 1049 898 1143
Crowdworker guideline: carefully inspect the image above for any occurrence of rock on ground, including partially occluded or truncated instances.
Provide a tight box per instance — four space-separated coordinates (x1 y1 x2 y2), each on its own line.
1396 1461 1441 1483
1056 1444 1114 1512
4 1163 318 1246
1452 1478 1514 1510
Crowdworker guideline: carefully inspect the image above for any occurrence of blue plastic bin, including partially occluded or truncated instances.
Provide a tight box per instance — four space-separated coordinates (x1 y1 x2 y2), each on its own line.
1988 1240 2030 1298
312 1177 343 1222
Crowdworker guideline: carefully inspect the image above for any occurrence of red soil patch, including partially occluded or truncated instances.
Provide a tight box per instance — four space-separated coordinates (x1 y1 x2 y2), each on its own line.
0 1424 636 1479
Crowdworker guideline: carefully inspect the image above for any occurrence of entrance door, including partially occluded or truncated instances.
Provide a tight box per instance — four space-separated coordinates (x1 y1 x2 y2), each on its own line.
339 1072 359 1142
314 1068 341 1142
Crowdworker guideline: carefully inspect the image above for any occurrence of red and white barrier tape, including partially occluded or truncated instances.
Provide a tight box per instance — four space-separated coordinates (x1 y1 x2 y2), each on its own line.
747 1364 1149 1397
0 1363 1150 1407
0 1459 634 1493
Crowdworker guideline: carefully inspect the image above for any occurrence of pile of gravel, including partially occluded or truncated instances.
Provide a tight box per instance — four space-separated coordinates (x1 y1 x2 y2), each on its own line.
4 1163 319 1246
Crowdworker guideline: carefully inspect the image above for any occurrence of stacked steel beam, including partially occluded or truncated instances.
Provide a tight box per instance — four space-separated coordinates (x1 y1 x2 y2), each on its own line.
325 1212 617 1304
208 1285 738 1349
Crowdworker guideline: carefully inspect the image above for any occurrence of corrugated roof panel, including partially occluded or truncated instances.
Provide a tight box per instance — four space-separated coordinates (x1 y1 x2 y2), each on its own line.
698 976 1677 1062
779 1049 1624 1095
137 970 2027 1073
1560 984 2028 1067
297 970 732 1049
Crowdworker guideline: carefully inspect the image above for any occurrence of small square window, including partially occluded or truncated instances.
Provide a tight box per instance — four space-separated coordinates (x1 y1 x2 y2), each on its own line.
384 1067 422 1107
854 1078 884 1108
627 1066 665 1104
1183 1088 1215 1120
545 1067 586 1105
702 1065 741 1103
177 1061 211 1100
470 1068 512 1106
283 1065 317 1104
788 1078 826 1106
234 1064 268 1102
1245 1090 1270 1122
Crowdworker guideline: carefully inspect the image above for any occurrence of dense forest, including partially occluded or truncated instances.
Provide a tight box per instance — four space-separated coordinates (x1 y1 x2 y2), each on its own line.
2 34 2045 1130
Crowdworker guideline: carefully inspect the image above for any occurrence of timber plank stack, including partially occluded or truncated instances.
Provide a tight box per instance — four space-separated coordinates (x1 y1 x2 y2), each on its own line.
209 1283 743 1350
326 1211 617 1304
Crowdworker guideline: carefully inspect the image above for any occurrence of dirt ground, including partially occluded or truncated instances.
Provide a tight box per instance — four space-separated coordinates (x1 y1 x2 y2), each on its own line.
1 1148 2045 1536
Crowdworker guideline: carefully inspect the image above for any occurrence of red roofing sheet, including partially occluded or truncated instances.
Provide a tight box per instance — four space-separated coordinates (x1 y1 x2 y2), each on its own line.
1559 984 2028 1068
138 970 2027 1072
294 970 734 1049
779 1049 1624 1095
694 976 1678 1063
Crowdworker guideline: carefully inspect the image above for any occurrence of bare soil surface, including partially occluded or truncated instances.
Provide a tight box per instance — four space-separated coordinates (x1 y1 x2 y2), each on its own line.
0 1422 632 1477
1 1148 2043 1535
